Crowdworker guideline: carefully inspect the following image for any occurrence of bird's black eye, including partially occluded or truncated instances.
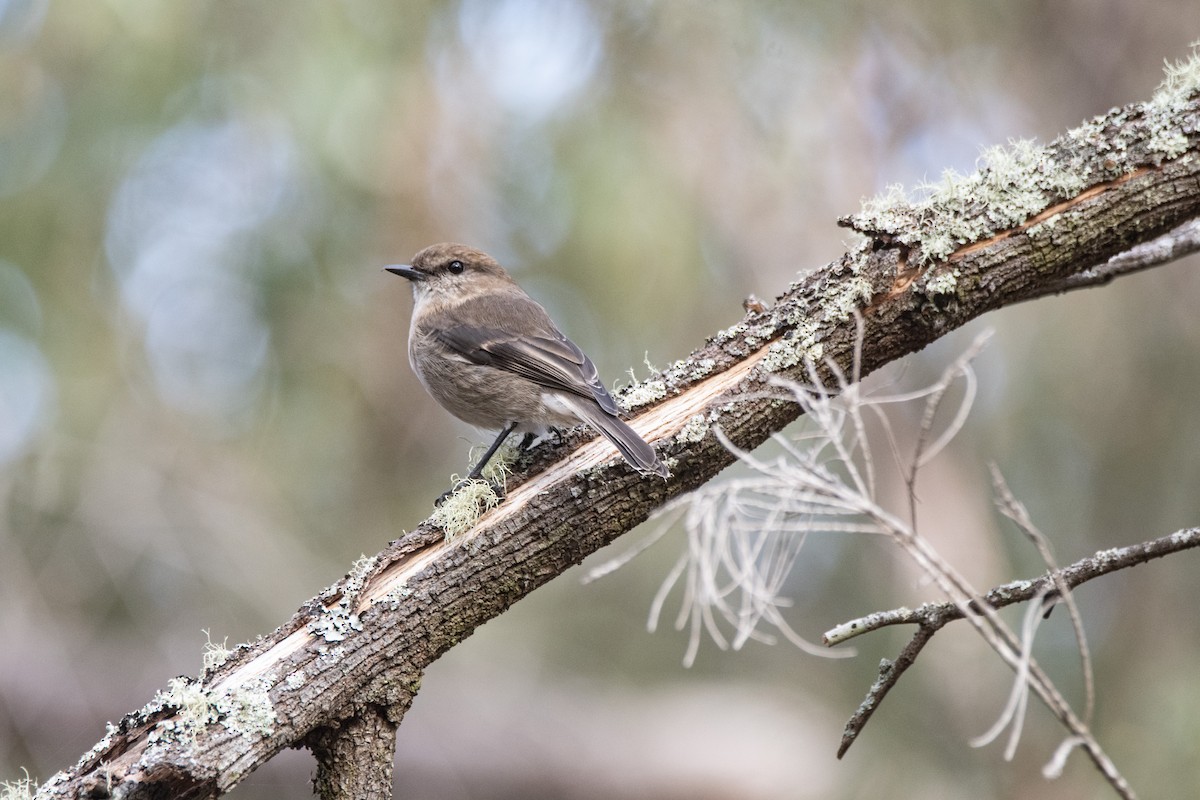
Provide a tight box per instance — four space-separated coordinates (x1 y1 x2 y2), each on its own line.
447 260 465 274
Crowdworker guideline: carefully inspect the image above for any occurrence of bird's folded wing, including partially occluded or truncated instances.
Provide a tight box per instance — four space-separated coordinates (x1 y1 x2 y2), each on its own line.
435 325 619 415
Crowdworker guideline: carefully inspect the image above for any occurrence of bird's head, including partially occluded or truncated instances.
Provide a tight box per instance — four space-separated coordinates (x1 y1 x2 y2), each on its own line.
385 243 517 306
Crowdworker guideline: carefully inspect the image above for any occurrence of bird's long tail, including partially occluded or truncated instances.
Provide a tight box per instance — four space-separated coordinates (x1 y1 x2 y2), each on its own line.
564 398 669 478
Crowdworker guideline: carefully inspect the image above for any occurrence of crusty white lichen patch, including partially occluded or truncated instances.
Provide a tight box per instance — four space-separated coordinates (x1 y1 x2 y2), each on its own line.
676 414 710 443
1147 128 1190 159
616 354 673 410
922 269 959 296
620 377 668 409
307 600 364 643
73 721 118 773
380 578 412 607
213 680 276 738
824 275 875 322
762 316 823 372
147 676 276 745
848 46 1200 266
300 553 378 652
713 320 748 342
683 357 716 380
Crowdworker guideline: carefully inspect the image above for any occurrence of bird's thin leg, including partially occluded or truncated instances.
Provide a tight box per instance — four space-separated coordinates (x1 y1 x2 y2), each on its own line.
464 421 517 481
435 422 518 507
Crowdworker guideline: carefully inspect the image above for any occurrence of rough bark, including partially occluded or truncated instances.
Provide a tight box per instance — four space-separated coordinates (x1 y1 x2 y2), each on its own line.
307 706 399 800
35 81 1200 799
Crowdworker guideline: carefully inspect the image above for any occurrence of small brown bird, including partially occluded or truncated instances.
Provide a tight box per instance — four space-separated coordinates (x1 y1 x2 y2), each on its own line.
386 243 668 484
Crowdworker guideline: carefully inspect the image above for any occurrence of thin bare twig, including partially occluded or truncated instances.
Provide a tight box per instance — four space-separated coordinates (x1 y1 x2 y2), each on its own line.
989 464 1095 727
825 528 1200 645
829 527 1200 794
836 611 948 758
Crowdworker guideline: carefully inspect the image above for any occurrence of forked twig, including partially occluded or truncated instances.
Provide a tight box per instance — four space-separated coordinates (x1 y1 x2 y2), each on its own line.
829 528 1200 798
825 528 1200 646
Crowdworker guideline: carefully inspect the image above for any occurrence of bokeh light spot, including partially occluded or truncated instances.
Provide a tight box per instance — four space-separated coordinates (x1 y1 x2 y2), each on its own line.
0 329 53 463
457 0 603 120
105 118 295 422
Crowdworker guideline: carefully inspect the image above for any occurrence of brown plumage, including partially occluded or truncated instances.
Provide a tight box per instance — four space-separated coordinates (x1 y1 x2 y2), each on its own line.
386 243 668 482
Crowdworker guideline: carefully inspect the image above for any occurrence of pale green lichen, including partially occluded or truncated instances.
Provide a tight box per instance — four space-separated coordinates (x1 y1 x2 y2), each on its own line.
846 245 871 273
319 644 347 661
213 680 276 738
1144 47 1200 159
148 678 209 744
148 676 275 745
856 138 1090 264
1149 45 1200 110
343 553 378 597
431 479 501 539
850 48 1200 266
201 630 232 673
676 414 710 443
761 315 822 373
466 440 517 485
0 769 35 800
302 558 374 649
1025 215 1060 238
284 670 306 690
660 356 717 388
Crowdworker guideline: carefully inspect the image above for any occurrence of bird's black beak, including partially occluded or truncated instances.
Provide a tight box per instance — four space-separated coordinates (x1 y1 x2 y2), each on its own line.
384 265 424 282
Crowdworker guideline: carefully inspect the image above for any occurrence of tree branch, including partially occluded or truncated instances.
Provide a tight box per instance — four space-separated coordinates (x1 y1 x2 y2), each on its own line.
824 528 1200 647
306 706 399 800
1045 216 1200 293
34 71 1200 799
827 527 1200 785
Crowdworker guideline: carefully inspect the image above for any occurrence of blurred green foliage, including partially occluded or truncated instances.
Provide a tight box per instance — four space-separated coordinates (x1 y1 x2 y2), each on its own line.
1 1 1199 798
